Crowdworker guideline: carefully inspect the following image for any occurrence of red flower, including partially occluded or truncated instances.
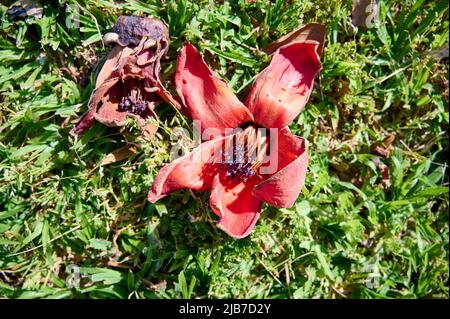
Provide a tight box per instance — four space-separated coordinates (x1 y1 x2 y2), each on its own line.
148 24 324 238
71 16 181 139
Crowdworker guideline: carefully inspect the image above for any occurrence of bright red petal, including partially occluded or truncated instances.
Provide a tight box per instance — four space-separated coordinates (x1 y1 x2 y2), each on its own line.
246 41 321 128
175 44 253 139
210 174 262 239
148 137 224 202
253 128 308 208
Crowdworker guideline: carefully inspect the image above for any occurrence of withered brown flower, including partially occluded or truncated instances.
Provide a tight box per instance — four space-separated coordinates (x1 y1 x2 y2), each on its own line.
71 16 181 139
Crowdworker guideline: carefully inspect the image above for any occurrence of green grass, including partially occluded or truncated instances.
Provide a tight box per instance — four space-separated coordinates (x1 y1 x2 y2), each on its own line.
0 0 448 299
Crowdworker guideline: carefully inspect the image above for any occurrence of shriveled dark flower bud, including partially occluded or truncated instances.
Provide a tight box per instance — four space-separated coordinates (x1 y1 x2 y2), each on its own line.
113 16 169 49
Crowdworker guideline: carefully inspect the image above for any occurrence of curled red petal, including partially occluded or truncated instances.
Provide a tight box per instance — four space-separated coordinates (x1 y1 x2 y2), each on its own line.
253 128 308 208
70 109 96 137
148 137 225 202
175 43 253 139
246 41 321 129
210 174 262 239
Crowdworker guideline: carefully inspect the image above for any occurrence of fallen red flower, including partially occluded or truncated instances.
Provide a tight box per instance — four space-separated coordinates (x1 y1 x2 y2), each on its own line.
148 24 325 238
71 16 181 139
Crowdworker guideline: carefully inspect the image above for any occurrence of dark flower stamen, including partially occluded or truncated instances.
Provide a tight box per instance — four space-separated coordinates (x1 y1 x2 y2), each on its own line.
119 95 149 117
221 126 268 182
223 145 256 182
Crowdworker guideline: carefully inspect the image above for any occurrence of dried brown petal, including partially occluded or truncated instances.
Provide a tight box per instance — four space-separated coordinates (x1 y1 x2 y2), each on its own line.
371 133 395 158
100 145 138 166
351 0 378 28
372 145 389 158
373 157 391 189
264 23 326 57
